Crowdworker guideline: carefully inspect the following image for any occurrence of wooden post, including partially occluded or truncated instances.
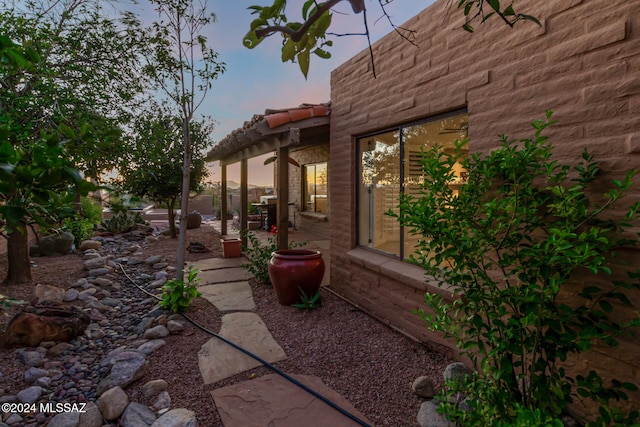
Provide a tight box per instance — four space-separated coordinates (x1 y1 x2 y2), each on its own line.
221 163 227 236
277 145 289 250
240 158 248 246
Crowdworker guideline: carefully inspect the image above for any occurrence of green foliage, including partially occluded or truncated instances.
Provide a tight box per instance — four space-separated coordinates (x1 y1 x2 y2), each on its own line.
114 102 213 239
393 113 640 425
291 287 322 310
62 197 103 245
0 294 27 316
1 1 149 282
160 265 202 313
457 0 541 32
241 231 306 284
101 211 145 234
245 0 539 77
244 0 333 78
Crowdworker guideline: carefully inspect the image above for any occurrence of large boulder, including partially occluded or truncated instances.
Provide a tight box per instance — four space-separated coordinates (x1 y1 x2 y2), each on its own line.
1 306 90 348
32 232 75 256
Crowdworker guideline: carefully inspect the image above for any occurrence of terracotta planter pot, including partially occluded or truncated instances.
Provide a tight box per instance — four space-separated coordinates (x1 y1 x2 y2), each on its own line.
268 249 325 306
221 238 242 258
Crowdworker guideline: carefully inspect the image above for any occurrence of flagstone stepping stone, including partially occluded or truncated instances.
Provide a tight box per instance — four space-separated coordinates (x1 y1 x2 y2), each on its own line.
198 268 252 285
198 313 286 384
211 373 372 427
191 257 246 271
199 282 256 312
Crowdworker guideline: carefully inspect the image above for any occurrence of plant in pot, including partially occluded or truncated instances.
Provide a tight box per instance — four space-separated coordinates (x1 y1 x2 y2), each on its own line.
268 248 325 306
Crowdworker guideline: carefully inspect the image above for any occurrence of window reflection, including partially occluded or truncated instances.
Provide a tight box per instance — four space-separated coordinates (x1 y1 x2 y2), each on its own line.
304 163 328 213
357 112 468 260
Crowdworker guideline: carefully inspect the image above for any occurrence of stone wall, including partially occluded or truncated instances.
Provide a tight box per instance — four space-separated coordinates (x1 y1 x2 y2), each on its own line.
329 0 640 420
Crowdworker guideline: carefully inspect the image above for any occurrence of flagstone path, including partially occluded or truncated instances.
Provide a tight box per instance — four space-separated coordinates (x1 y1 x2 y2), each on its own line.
190 256 373 427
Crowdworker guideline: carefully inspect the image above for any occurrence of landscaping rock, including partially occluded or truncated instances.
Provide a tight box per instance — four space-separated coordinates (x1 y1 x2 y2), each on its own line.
142 380 168 399
443 362 473 383
166 321 184 334
17 386 43 404
107 351 146 388
150 408 197 427
152 391 171 411
417 400 450 427
35 232 75 256
24 367 48 384
412 376 436 398
84 256 110 271
17 350 44 367
47 342 74 357
2 306 90 348
78 402 103 427
121 402 157 427
63 288 80 302
98 386 129 421
32 284 65 305
80 240 102 251
137 339 166 356
144 325 169 340
145 255 163 265
47 411 80 427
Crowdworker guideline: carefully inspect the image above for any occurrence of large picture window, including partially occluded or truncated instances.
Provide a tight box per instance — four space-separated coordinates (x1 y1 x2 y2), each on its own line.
357 112 468 260
304 162 328 213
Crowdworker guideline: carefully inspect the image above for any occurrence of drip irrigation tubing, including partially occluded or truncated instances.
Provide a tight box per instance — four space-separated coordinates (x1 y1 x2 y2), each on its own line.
117 263 372 427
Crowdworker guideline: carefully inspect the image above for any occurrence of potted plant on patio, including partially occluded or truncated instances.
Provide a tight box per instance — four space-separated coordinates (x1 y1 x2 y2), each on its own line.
268 248 325 306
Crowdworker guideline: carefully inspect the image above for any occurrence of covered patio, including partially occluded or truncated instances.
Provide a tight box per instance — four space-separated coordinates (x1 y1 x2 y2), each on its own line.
205 103 330 251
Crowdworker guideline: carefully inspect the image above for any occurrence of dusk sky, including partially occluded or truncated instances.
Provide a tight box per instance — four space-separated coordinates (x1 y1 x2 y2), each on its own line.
136 1 436 185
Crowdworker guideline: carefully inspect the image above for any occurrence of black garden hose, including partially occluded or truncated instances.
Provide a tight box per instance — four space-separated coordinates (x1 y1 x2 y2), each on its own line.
117 263 372 427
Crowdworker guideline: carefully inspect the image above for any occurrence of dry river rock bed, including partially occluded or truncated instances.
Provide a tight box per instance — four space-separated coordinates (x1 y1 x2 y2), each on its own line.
0 225 455 426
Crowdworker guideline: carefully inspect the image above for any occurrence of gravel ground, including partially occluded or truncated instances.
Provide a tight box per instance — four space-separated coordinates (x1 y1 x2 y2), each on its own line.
0 225 455 426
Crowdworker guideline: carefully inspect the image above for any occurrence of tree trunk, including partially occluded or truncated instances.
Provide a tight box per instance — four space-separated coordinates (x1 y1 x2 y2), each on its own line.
167 198 177 239
3 227 32 285
176 116 191 282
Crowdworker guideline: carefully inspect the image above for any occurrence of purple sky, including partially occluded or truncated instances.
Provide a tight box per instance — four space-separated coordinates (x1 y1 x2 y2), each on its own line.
129 1 435 185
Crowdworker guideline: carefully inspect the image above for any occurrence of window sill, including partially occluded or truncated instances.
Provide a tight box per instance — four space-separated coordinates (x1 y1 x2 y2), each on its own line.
299 211 328 221
346 247 454 298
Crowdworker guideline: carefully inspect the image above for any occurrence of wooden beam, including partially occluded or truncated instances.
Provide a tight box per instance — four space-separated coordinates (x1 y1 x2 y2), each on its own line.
276 144 289 250
240 158 248 246
218 138 281 166
221 164 227 236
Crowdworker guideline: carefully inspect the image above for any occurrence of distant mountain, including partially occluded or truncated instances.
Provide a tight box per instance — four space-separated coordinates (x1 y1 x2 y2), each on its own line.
225 180 272 190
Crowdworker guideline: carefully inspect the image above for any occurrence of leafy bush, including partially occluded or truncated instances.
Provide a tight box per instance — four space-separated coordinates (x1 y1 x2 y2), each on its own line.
241 231 306 284
101 211 145 234
160 265 201 313
394 113 640 425
62 197 103 245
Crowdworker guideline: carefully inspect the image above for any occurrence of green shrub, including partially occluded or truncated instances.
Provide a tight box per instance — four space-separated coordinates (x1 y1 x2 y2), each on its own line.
394 113 640 425
160 265 201 313
241 231 306 284
62 197 104 245
101 211 145 234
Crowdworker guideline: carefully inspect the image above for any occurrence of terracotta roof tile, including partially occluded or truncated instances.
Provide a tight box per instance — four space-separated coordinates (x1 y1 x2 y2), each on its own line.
264 104 330 129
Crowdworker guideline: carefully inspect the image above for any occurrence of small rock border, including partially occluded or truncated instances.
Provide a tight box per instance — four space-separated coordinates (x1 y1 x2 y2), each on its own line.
0 234 196 427
412 362 579 427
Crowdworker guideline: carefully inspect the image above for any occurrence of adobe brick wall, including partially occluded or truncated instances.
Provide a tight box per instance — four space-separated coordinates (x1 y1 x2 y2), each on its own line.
330 0 640 419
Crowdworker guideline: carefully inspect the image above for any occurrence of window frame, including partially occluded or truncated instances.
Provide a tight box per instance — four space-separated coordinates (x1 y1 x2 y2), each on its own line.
355 109 468 260
302 161 328 213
